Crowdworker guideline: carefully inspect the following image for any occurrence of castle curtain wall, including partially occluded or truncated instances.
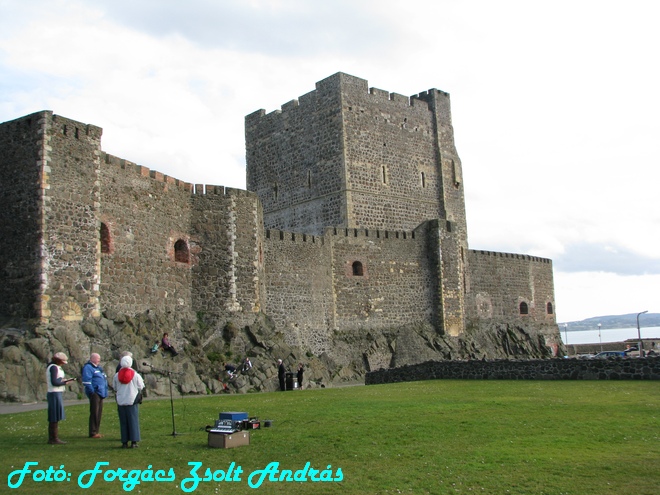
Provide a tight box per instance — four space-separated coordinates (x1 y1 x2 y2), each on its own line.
262 225 436 354
262 229 334 355
330 227 434 331
0 113 44 318
466 249 555 323
99 154 195 318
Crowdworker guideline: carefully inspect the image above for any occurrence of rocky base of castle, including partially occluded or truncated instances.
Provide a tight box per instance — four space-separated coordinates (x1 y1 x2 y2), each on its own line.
1 312 561 403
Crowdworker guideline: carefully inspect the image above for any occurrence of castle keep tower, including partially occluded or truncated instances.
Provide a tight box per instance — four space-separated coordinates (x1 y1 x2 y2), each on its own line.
246 73 469 335
246 73 467 238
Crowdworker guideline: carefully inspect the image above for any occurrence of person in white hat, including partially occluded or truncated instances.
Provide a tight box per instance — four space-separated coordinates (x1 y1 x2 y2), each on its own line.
46 352 76 444
112 355 145 448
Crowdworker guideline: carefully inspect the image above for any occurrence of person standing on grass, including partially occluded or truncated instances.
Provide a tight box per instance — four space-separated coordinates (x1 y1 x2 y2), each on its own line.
46 352 76 444
278 359 286 391
113 355 145 449
297 363 304 390
81 353 108 439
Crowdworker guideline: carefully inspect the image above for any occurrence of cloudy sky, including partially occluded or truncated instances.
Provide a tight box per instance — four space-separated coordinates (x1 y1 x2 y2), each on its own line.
1 0 658 325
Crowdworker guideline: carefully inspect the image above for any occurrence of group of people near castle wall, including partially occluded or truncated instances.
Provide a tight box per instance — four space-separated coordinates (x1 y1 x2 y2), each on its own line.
46 351 144 448
46 339 308 447
277 359 304 391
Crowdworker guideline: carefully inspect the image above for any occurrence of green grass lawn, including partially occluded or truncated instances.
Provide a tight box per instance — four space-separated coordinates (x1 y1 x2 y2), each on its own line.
1 380 659 494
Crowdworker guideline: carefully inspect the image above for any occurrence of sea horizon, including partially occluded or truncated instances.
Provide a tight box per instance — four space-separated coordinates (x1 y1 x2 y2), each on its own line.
560 325 660 346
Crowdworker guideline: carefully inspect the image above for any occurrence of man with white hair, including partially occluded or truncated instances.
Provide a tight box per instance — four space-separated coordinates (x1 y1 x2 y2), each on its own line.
81 353 108 438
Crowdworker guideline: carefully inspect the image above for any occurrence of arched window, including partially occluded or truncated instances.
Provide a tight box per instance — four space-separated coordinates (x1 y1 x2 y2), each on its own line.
547 302 554 314
174 239 189 263
100 222 112 254
519 302 529 315
352 261 364 276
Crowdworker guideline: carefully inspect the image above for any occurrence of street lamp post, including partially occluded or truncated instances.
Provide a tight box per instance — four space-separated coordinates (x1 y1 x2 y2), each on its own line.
563 323 568 356
598 323 602 353
637 310 648 357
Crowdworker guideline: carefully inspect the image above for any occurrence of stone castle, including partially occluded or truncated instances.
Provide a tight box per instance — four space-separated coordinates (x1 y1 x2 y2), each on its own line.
0 73 561 400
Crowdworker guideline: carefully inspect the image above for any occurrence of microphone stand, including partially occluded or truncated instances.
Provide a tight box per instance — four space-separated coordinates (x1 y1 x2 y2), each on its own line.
143 362 183 437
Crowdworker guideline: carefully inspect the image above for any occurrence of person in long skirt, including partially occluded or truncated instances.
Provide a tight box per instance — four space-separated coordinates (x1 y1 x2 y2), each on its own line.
46 352 76 444
112 355 145 448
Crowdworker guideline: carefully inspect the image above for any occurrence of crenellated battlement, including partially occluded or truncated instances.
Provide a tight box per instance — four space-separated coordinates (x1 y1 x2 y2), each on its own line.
245 72 438 128
470 249 552 264
264 225 420 244
52 113 102 141
265 229 322 244
325 226 417 241
102 152 257 199
103 152 193 192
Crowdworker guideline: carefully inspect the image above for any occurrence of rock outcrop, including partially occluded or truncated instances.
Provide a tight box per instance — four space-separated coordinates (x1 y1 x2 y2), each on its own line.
0 312 559 402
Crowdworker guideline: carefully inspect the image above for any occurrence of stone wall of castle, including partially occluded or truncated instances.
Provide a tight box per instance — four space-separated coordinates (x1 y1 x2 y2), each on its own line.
0 112 266 329
99 159 265 327
191 186 266 323
99 154 196 318
43 113 104 324
466 249 556 323
245 73 469 237
0 111 105 324
262 225 437 356
246 77 347 235
339 75 445 231
263 229 334 354
0 113 43 319
329 226 434 331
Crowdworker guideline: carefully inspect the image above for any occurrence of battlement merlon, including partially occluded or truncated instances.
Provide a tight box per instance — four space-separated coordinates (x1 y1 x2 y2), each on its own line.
413 89 454 127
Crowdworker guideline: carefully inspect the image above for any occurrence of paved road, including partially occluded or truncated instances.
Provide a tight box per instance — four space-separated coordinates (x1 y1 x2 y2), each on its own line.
0 399 88 415
0 380 364 415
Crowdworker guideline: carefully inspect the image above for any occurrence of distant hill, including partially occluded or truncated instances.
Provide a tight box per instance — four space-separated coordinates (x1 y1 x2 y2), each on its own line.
559 313 660 331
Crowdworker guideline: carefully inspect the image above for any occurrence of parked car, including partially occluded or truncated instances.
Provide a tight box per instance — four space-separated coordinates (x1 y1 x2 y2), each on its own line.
592 351 626 359
577 353 596 359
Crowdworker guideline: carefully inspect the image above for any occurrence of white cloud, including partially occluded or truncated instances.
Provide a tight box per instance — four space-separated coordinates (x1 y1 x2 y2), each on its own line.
0 0 658 322
555 271 660 323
